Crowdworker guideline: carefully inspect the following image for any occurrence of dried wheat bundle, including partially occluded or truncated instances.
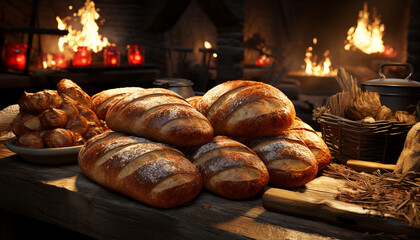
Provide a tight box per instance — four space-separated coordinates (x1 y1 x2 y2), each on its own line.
324 164 420 228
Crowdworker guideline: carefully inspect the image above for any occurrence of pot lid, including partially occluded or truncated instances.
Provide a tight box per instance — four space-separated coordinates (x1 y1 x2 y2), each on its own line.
361 78 420 87
153 78 194 87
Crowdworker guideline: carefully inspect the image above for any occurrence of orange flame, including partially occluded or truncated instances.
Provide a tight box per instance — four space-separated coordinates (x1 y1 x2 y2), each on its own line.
344 2 387 54
57 0 110 53
304 38 335 76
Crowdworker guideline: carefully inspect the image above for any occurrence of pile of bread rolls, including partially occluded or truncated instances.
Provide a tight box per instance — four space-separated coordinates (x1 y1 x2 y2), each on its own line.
78 80 331 208
11 79 107 148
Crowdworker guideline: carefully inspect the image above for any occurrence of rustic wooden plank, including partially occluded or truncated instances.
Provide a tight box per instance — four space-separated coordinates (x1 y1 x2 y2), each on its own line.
0 148 369 240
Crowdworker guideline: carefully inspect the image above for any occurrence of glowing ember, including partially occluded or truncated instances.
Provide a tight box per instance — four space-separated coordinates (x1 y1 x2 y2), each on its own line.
57 0 110 53
344 2 392 55
304 38 335 76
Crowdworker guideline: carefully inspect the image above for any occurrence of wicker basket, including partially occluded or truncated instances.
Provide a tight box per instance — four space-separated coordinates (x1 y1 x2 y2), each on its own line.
318 113 413 164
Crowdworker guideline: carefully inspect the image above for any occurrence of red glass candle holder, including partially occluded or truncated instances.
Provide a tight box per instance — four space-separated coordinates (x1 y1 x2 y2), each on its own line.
255 54 271 66
52 53 68 68
72 46 91 67
104 45 119 66
2 43 27 70
127 44 145 65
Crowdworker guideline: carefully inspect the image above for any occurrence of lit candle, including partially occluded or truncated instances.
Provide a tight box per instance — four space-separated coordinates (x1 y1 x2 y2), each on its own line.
52 53 68 68
72 46 91 67
127 44 144 65
2 43 27 70
255 54 271 66
38 53 49 69
104 45 119 66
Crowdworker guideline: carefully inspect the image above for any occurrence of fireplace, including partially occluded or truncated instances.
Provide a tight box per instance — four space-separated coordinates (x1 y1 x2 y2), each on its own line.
0 0 417 111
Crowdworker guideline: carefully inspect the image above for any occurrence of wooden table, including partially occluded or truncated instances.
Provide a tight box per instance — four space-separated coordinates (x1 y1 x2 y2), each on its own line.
0 144 369 240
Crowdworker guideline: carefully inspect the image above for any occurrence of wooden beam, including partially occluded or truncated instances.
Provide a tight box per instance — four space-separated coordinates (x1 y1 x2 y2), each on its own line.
143 0 192 32
196 0 241 28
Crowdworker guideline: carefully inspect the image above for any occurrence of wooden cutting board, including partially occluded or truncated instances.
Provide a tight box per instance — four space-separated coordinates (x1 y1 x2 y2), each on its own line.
262 175 418 238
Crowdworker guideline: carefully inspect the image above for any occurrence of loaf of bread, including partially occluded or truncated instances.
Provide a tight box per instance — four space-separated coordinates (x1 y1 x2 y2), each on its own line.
105 88 214 147
247 132 318 188
91 87 143 120
200 80 295 139
78 131 203 208
287 117 331 170
186 135 269 199
186 95 203 113
57 79 92 109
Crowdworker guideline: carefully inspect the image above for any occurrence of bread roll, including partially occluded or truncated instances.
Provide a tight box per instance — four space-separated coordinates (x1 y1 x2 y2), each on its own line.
186 136 269 199
92 87 143 120
18 90 62 114
248 132 318 188
57 79 92 109
11 112 44 135
39 108 68 129
105 88 214 147
59 94 80 119
15 131 44 148
78 131 203 208
66 115 89 136
43 128 83 148
288 117 331 170
200 80 295 139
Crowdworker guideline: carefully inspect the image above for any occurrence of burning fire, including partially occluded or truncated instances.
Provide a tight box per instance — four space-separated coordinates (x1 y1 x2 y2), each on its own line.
304 38 335 76
344 2 394 56
57 0 110 54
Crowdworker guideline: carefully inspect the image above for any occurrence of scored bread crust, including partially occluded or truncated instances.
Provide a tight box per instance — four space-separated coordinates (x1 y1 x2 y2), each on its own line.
288 117 331 170
200 80 295 139
78 131 203 208
105 88 214 147
248 132 318 188
91 87 144 120
187 135 269 199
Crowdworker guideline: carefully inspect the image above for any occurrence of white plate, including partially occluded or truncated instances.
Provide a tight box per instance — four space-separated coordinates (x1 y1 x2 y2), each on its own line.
5 138 82 165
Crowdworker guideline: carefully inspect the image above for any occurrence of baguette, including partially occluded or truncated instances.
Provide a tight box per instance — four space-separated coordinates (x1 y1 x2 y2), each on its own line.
78 131 203 208
288 117 331 170
91 87 144 120
248 132 318 188
186 135 269 199
105 88 214 147
200 80 295 139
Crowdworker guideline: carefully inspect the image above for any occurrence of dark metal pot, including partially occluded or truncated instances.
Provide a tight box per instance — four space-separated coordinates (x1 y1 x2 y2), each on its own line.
153 78 195 98
360 63 420 111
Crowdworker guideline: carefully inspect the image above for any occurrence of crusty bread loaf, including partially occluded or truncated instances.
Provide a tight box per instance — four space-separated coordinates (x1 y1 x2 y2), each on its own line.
288 117 331 170
186 135 269 199
105 88 214 147
78 131 203 208
248 132 318 188
91 87 143 120
186 95 203 113
200 80 295 139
